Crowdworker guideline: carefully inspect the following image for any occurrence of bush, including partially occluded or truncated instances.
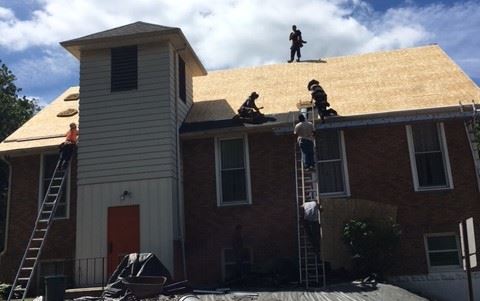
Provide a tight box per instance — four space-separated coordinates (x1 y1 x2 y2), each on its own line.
343 218 401 278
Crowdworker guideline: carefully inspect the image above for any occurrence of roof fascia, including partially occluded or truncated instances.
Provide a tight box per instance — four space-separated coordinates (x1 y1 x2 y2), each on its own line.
181 106 473 139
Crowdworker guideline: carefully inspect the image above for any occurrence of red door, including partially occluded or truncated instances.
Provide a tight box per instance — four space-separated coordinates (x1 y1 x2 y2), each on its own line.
107 205 140 276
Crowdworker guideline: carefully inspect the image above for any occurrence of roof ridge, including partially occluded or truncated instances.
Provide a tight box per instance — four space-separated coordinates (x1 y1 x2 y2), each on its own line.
206 44 441 74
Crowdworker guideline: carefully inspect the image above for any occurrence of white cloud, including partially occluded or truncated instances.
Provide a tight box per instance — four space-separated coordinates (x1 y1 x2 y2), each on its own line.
0 0 478 82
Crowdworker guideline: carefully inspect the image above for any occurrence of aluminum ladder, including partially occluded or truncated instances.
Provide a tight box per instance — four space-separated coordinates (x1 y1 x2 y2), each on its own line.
460 100 480 191
7 159 68 301
294 104 327 289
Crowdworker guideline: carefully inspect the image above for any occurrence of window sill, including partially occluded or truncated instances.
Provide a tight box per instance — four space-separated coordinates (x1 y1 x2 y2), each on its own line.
414 186 454 193
428 266 463 273
319 192 350 199
217 201 252 207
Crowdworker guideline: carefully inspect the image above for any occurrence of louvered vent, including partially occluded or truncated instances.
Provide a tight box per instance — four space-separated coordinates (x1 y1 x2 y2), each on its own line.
111 45 138 92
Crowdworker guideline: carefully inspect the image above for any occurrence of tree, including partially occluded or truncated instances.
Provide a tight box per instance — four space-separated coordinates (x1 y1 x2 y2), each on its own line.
0 60 39 252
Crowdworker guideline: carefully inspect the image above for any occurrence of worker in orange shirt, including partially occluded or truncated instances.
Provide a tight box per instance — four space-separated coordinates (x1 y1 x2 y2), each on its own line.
59 122 78 169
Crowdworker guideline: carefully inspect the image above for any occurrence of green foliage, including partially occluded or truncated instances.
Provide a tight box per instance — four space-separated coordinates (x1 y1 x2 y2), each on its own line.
0 60 40 142
0 60 39 253
343 218 401 277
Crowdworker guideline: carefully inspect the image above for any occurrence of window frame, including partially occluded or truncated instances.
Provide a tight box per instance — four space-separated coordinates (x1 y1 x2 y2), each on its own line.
316 130 350 197
214 135 252 207
221 247 253 282
406 122 453 191
38 152 71 220
424 232 462 272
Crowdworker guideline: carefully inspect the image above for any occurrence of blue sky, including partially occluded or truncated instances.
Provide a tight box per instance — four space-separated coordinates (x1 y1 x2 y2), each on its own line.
0 0 478 106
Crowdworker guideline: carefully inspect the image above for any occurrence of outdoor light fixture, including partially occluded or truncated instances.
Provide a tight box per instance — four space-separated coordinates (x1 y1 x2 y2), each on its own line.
120 190 131 200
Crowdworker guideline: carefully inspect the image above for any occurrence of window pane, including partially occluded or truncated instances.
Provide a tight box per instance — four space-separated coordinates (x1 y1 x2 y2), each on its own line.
316 131 340 160
416 153 446 187
318 161 344 193
429 251 460 266
221 139 244 169
412 124 440 152
428 236 458 251
222 170 246 202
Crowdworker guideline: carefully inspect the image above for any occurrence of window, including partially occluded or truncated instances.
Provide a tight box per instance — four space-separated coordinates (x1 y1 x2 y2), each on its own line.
215 136 251 206
111 45 137 92
424 233 461 271
39 154 69 219
222 248 252 281
406 123 453 191
316 130 350 196
178 55 186 103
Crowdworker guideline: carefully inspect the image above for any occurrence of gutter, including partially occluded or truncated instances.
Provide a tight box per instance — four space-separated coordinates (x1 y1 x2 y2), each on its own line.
0 155 12 259
180 105 475 139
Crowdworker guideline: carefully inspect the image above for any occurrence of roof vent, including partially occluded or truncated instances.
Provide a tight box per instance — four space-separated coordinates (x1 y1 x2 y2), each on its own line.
64 93 79 101
57 108 78 117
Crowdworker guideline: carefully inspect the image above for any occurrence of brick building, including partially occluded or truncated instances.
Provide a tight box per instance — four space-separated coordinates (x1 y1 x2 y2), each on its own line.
0 22 479 300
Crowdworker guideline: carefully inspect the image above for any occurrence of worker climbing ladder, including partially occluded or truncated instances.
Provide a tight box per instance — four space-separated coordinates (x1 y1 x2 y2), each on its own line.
294 103 327 289
7 159 69 301
460 100 480 190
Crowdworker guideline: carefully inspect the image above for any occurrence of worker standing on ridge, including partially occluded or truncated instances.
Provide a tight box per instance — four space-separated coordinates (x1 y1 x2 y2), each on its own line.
288 25 307 63
294 114 315 171
59 122 78 169
308 79 337 123
237 92 264 119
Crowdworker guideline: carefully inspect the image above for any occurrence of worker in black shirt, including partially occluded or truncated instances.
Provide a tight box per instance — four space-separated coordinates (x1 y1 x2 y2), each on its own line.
289 25 307 63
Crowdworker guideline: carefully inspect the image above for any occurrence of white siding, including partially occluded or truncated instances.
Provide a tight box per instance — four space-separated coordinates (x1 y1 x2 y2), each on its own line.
78 43 176 185
76 178 175 285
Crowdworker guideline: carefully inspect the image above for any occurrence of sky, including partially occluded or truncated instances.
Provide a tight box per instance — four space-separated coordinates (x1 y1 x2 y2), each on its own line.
0 0 478 106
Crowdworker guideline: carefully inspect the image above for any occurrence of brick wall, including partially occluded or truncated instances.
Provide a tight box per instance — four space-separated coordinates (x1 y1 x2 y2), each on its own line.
182 120 480 285
182 133 298 285
0 153 77 292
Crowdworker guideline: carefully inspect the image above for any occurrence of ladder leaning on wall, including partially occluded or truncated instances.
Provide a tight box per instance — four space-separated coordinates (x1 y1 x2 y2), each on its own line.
7 159 69 301
459 100 480 191
294 101 327 289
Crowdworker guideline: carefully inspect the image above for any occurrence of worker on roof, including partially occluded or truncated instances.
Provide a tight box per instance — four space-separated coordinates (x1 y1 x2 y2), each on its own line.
59 122 78 169
308 79 337 123
288 25 307 63
237 92 264 119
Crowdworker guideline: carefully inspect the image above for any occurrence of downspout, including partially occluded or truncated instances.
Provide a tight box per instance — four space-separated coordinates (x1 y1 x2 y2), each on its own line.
0 155 12 259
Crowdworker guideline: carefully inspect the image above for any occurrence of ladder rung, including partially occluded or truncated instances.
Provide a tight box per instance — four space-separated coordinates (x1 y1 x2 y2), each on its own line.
44 202 55 206
35 229 47 232
42 211 53 215
21 267 33 271
47 194 59 197
18 278 30 281
29 248 40 251
38 219 49 223
52 177 63 180
32 238 44 241
26 257 37 260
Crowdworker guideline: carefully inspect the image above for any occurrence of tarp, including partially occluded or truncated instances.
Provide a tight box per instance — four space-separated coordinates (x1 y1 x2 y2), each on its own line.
102 253 172 299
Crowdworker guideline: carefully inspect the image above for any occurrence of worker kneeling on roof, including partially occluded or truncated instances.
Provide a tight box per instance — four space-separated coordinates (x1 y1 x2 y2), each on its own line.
237 92 264 119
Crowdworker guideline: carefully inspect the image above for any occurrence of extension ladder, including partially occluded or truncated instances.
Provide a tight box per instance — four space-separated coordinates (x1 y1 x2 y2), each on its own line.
294 105 326 289
8 159 68 301
460 100 480 191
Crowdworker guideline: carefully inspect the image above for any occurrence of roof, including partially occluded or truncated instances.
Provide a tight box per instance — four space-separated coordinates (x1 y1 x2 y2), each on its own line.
187 45 479 123
61 22 176 44
0 87 79 155
2 45 479 154
61 21 207 76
